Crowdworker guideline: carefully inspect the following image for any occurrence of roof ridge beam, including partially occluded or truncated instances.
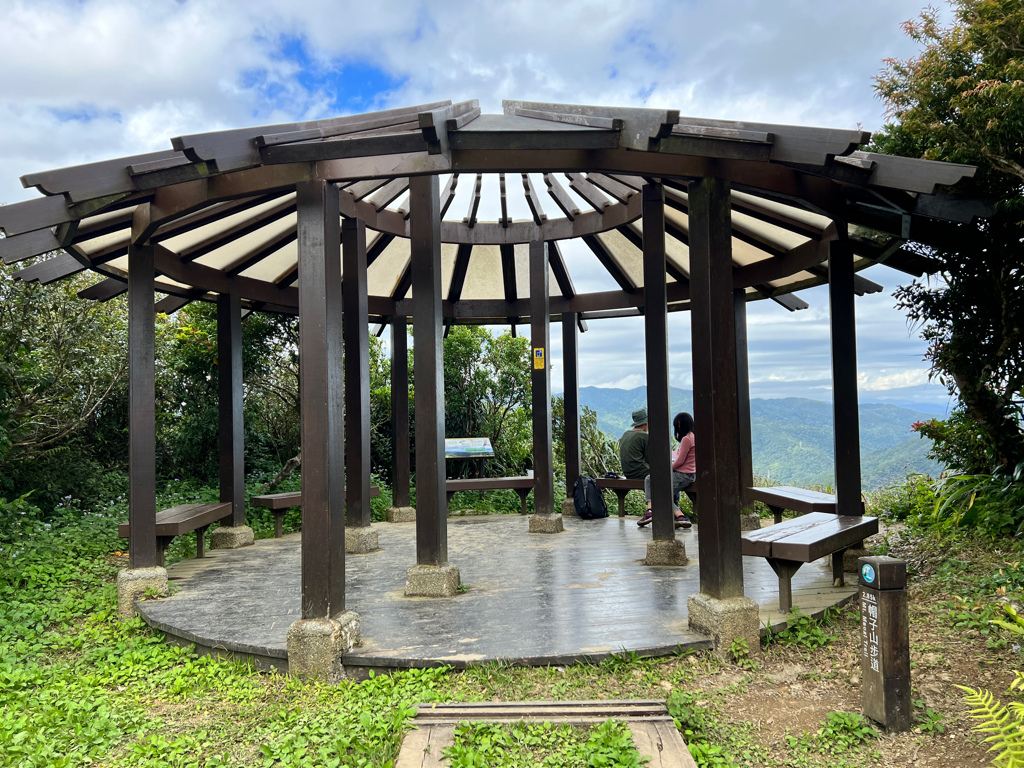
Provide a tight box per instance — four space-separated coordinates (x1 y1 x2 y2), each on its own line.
504 100 677 151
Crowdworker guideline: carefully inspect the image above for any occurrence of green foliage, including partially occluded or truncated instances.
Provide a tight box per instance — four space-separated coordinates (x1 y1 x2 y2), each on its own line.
869 473 937 522
442 719 646 768
912 412 995 475
875 0 1024 474
933 462 1024 537
956 683 1024 767
764 609 837 650
727 638 758 672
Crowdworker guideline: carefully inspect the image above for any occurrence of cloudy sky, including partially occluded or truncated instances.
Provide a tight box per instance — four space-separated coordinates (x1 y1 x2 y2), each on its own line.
0 0 954 413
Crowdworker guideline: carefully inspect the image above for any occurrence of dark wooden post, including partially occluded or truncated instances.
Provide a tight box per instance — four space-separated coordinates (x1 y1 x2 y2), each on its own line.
734 289 754 508
391 316 412 508
218 290 245 527
530 240 556 520
689 177 744 598
642 182 675 543
410 174 448 566
343 217 372 530
128 242 158 569
859 556 911 731
829 238 862 517
297 178 346 619
562 311 581 500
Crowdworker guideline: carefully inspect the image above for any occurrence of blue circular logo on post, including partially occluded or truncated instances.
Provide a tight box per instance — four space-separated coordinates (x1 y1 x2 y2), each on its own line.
861 563 876 584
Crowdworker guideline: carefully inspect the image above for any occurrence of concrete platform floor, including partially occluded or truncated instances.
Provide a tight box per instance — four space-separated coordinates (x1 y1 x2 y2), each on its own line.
137 514 857 673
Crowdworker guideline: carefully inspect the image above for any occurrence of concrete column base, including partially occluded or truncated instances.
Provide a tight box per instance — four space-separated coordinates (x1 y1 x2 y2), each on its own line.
561 498 578 518
210 525 254 550
385 505 416 523
687 592 760 656
345 526 380 554
286 612 361 684
405 562 461 597
645 538 688 566
529 514 564 533
740 513 762 531
116 566 168 620
843 547 871 572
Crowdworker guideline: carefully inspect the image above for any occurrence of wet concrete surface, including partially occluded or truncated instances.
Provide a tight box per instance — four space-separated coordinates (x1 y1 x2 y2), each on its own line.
138 514 854 668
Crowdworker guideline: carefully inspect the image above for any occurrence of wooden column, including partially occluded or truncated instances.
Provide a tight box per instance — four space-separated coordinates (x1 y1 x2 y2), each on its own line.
531 240 555 516
562 311 581 498
343 217 371 528
410 174 448 566
391 316 411 508
734 290 754 503
218 290 245 527
297 178 346 618
128 241 157 569
829 238 863 516
643 183 675 541
689 177 745 599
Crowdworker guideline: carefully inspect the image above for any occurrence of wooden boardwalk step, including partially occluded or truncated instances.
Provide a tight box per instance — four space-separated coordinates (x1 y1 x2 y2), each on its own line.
399 699 697 767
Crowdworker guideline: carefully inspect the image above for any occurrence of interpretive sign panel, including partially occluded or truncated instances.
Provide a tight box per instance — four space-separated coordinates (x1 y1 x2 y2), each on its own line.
444 437 495 459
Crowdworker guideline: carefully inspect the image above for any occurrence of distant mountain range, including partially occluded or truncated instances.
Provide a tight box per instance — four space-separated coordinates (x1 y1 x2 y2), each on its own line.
578 385 940 491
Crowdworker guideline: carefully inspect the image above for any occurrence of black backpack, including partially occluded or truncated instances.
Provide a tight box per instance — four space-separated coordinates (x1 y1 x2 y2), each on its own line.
573 475 610 520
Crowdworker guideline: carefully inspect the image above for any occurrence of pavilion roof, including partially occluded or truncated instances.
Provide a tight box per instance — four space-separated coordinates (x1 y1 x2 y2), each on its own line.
0 99 985 323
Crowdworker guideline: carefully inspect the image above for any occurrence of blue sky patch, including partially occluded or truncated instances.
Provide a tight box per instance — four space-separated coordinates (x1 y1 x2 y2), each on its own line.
48 105 121 124
245 34 406 117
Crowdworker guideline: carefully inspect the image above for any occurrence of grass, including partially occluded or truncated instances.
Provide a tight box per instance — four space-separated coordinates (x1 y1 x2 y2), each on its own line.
4 476 1024 766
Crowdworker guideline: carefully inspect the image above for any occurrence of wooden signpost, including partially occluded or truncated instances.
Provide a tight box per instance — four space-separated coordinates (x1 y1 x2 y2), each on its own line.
858 556 911 731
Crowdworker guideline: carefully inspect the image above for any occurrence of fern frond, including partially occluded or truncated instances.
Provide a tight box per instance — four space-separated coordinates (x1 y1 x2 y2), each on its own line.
958 684 1024 767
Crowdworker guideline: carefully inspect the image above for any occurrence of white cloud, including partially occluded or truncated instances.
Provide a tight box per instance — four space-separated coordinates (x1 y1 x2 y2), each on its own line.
0 0 946 408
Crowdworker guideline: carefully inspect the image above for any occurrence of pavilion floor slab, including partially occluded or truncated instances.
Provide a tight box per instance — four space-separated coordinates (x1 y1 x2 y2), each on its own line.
137 515 857 673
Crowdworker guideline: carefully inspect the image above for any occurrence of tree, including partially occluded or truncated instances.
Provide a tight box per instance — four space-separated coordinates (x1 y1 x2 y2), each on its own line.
874 0 1024 471
0 260 128 507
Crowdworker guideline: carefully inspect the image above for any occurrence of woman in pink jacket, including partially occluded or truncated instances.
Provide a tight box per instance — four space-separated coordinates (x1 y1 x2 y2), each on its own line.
638 412 695 529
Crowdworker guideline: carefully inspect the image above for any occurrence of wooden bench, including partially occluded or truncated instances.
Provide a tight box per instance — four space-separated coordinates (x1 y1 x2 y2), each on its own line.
595 477 697 517
446 477 534 515
117 502 232 566
741 511 878 612
748 485 864 524
252 486 380 537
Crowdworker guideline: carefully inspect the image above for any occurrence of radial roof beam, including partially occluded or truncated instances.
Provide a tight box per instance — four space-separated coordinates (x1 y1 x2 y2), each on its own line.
447 244 473 304
548 241 575 300
78 277 127 302
522 174 547 224
581 234 635 294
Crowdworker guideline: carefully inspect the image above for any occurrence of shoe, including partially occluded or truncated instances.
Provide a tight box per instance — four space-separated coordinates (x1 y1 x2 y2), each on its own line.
637 511 653 527
674 515 692 529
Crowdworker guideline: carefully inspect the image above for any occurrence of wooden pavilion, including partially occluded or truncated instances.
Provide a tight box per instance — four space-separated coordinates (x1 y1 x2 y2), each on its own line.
0 99 982 675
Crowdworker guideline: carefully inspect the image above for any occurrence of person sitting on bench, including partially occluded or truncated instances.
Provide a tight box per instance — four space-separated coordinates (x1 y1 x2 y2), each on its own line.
618 406 651 482
638 412 695 529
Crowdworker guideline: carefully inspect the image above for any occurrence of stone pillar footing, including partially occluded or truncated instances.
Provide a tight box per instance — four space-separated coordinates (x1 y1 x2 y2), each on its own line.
385 505 416 523
210 525 254 550
345 525 380 554
645 538 688 566
561 498 578 518
286 612 361 684
116 566 168 620
688 592 760 657
529 513 564 533
405 562 461 597
740 513 762 531
843 547 871 572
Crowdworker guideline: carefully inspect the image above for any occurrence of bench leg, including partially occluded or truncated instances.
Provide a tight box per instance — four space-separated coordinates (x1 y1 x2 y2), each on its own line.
516 489 531 515
196 525 209 558
769 504 783 525
157 537 173 568
767 558 803 613
614 490 628 517
832 551 845 587
274 511 284 538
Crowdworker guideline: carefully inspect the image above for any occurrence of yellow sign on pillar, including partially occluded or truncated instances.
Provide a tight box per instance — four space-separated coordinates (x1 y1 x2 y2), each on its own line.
533 348 545 369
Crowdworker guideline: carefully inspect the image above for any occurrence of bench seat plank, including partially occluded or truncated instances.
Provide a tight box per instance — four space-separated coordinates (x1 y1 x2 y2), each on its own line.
252 486 380 510
741 512 839 557
117 502 232 538
772 516 878 562
445 477 534 492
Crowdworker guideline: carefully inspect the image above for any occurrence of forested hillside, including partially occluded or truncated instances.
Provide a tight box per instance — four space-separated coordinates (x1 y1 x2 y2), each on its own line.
580 386 940 490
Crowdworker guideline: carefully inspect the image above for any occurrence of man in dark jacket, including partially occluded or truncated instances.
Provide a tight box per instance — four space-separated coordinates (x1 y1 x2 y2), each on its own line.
618 407 650 480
